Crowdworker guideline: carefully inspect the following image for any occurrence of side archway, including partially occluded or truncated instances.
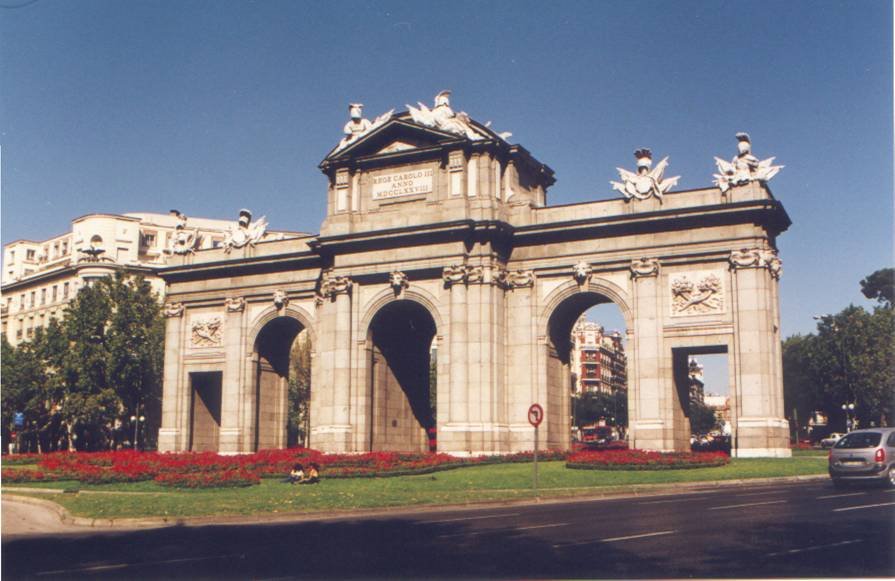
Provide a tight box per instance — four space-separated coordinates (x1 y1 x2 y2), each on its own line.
539 277 634 449
247 305 316 451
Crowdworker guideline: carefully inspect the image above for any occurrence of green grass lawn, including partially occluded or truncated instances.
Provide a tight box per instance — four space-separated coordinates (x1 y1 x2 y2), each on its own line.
2 456 827 520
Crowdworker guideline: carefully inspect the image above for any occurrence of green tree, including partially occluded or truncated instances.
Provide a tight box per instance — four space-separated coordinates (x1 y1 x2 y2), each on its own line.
103 273 164 449
1 336 47 452
860 267 894 307
287 330 312 448
689 400 719 435
782 334 817 440
573 390 627 427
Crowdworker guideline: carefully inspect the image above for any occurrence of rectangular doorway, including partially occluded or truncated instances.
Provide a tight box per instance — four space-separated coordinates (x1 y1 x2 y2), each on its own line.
189 371 222 452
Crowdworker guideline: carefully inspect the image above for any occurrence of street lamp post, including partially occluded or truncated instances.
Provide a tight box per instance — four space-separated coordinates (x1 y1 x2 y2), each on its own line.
130 408 145 450
841 402 855 432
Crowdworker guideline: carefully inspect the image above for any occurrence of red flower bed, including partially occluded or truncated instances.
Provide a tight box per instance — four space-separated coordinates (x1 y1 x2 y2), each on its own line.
4 446 571 487
1 468 68 483
566 449 729 470
154 470 260 489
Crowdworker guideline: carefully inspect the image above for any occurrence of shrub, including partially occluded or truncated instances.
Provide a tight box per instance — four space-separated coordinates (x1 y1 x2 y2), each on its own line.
1 468 67 483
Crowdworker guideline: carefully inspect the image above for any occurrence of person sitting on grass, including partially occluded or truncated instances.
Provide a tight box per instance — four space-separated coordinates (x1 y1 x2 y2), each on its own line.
299 463 320 484
283 463 304 484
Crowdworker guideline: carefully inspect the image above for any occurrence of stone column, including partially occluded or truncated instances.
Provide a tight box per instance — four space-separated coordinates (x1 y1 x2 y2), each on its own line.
158 302 185 452
313 275 353 452
628 259 677 451
729 249 790 457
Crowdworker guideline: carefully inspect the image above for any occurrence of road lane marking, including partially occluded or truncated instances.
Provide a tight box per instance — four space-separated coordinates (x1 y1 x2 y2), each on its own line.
436 522 568 539
424 512 521 524
734 490 788 497
832 501 895 512
638 499 682 505
766 539 862 557
554 530 676 547
599 530 676 543
36 554 235 576
816 492 866 500
708 500 786 510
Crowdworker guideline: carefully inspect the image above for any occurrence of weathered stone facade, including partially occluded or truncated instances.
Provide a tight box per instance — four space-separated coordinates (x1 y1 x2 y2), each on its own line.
158 98 791 458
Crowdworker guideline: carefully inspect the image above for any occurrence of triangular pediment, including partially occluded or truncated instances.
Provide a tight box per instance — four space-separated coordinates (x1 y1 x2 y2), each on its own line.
322 117 466 164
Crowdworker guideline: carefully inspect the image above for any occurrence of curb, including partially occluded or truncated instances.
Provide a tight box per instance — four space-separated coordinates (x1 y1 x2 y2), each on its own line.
2 473 829 530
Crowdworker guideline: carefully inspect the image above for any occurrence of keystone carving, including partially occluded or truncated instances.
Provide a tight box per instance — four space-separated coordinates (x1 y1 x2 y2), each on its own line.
572 262 592 285
390 271 409 294
630 258 660 278
224 297 246 312
273 290 289 309
190 317 223 347
163 302 185 318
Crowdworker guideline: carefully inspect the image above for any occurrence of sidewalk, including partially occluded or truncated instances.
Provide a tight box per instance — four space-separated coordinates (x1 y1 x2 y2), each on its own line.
2 473 829 533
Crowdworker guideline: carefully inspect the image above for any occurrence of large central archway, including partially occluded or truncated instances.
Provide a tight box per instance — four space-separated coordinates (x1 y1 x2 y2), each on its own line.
366 300 437 452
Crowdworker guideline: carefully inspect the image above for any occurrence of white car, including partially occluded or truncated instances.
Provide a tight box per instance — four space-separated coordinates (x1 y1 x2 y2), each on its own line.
821 432 845 449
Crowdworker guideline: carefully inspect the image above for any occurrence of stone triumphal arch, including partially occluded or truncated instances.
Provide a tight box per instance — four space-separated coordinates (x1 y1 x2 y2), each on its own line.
158 93 791 457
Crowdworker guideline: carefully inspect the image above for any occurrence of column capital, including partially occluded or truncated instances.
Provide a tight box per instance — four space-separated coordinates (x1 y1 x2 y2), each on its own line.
321 274 352 298
443 264 467 287
496 269 534 289
729 248 782 279
163 302 185 318
630 257 660 278
224 296 246 313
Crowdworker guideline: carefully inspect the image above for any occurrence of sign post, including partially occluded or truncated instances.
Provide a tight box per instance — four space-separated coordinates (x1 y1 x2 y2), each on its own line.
528 403 544 497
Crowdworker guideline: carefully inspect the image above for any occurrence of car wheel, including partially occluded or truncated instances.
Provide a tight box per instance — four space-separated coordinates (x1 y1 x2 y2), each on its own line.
832 478 847 490
887 466 895 489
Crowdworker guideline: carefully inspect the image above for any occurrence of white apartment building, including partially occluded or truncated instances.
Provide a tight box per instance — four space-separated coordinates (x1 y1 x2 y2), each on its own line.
569 316 627 395
1 211 297 346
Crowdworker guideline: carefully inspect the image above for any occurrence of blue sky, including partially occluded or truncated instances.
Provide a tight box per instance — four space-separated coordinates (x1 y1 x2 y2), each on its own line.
2 1 892 392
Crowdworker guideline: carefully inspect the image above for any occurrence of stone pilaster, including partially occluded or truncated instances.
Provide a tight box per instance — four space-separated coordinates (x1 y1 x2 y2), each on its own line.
443 266 469 438
729 249 790 457
628 259 679 451
158 303 185 452
219 297 246 453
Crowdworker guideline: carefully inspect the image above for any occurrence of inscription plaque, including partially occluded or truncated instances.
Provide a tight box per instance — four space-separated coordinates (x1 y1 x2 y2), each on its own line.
372 168 434 200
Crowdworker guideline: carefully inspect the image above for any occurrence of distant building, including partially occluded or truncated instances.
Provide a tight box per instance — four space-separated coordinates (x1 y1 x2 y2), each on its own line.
1 210 300 346
688 357 705 405
704 393 731 425
569 316 627 395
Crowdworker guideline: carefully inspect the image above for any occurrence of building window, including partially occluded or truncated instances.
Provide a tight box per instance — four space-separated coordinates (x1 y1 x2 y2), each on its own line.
142 232 156 247
8 250 14 264
40 288 46 305
52 285 58 302
29 291 35 307
26 249 35 261
62 241 69 255
20 294 25 309
16 328 22 340
63 282 70 298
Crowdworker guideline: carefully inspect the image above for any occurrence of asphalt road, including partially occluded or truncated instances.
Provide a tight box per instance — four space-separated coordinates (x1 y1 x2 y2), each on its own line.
3 479 894 579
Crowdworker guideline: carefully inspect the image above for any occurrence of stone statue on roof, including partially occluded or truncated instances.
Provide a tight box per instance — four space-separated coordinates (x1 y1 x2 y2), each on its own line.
713 133 783 193
610 148 680 202
223 208 268 253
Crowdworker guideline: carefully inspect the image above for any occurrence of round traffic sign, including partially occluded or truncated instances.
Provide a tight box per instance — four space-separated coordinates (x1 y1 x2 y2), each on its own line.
528 403 544 427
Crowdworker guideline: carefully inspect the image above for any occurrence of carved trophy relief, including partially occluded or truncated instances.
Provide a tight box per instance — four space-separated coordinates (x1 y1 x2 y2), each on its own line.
610 149 680 202
670 272 725 316
223 209 268 253
190 317 223 347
